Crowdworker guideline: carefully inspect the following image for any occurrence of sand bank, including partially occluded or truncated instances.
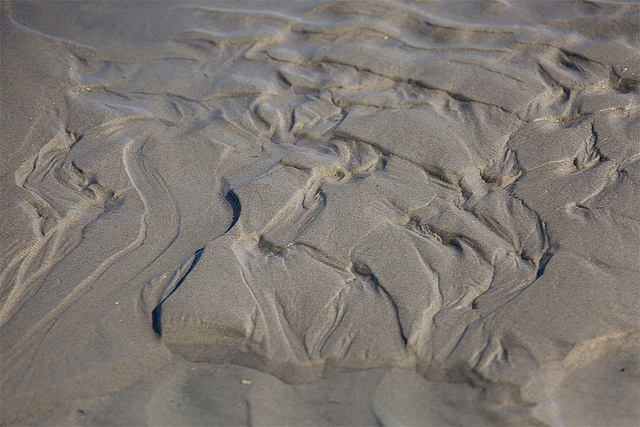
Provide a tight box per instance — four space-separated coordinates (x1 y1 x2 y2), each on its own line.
1 1 638 425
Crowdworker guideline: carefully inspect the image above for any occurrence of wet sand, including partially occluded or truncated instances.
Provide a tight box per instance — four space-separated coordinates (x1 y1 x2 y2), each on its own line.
1 1 639 425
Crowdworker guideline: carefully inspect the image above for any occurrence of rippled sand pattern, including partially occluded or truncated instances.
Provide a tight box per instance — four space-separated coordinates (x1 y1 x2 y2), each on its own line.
1 1 639 424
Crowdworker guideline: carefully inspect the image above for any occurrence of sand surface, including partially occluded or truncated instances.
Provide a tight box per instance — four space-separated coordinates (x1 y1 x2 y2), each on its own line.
1 1 639 425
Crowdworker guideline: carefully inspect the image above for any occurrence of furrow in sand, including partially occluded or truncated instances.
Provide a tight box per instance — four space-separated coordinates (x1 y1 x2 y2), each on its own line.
2 136 180 368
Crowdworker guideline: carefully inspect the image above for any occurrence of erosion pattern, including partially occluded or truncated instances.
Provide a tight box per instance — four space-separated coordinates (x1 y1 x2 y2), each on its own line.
2 1 639 424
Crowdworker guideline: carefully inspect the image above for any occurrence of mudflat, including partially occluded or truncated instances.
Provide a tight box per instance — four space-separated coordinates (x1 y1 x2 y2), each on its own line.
1 1 638 425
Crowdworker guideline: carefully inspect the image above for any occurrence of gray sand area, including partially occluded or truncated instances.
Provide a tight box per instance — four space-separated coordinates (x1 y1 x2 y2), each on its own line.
1 1 639 425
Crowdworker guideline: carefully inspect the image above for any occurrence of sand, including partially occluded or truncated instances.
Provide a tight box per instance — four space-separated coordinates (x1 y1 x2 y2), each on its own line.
1 0 638 425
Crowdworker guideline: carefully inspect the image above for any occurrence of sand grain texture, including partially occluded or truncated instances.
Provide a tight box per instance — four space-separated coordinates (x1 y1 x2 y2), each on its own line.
1 1 639 425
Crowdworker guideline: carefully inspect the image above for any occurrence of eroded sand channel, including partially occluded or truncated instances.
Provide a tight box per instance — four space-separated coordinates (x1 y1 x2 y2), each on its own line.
1 1 638 425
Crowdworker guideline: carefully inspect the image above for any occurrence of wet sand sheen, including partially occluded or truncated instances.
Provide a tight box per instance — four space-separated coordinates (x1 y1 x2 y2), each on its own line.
1 1 639 425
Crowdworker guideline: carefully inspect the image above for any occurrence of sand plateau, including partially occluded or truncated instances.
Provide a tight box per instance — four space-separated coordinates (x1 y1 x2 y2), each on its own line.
1 1 639 425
